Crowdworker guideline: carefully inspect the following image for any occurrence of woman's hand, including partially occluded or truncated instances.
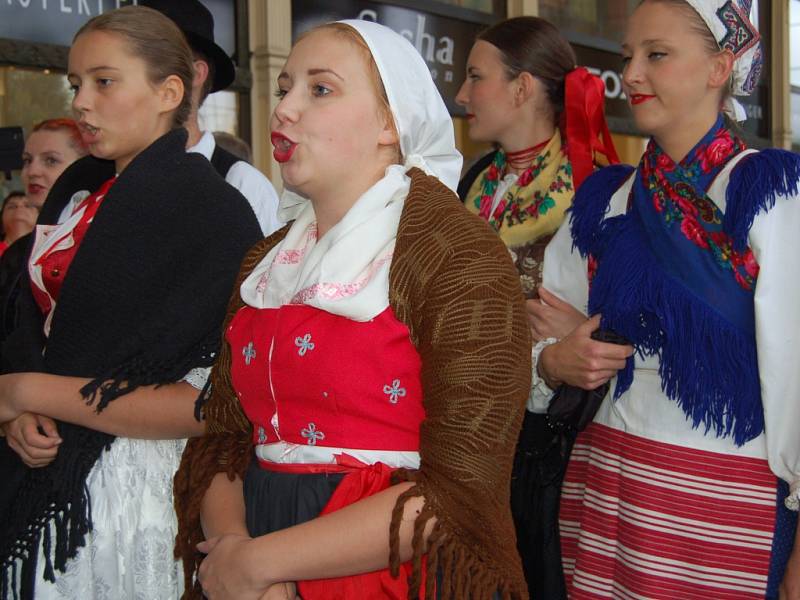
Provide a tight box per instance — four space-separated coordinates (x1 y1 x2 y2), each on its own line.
260 582 299 600
526 286 586 342
539 314 633 390
2 413 61 467
779 527 800 599
197 533 272 599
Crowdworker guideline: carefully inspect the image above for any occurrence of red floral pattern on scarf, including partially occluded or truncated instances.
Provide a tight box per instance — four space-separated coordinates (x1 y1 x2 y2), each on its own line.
641 128 759 291
473 149 572 230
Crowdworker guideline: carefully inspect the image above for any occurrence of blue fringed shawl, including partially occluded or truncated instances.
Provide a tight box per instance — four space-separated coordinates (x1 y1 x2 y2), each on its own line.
570 119 800 446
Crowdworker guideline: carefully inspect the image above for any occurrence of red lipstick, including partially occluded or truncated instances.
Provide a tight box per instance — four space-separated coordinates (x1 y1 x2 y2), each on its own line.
630 94 656 105
271 132 297 163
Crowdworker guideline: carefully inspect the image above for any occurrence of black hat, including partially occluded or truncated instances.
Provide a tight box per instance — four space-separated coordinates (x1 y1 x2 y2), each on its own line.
140 0 235 93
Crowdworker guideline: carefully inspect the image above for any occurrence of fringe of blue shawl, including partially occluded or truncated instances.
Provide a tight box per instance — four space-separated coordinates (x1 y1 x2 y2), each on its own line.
568 157 800 446
724 149 800 251
569 164 634 254
587 214 763 445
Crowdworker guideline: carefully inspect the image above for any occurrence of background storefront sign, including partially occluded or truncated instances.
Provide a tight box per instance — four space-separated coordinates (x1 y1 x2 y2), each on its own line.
0 0 235 56
291 0 487 116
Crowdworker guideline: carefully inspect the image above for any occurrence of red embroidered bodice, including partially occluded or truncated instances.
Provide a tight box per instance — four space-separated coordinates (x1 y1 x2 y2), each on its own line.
226 303 425 455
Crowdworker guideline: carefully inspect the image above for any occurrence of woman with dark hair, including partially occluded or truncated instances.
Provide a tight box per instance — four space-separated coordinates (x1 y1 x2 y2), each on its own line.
534 1 800 597
0 6 260 598
457 16 618 298
455 16 619 599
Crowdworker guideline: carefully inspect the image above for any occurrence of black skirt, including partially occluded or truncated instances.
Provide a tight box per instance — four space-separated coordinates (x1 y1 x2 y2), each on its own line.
244 460 345 536
510 411 575 600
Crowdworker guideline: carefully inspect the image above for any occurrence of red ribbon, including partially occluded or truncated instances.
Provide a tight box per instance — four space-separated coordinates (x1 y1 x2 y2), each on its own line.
563 67 621 189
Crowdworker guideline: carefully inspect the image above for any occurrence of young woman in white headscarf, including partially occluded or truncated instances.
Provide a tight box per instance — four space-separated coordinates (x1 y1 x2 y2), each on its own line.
530 1 800 598
173 20 531 600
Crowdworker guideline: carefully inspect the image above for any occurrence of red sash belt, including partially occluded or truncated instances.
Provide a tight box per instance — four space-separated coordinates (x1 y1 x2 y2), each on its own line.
259 457 428 599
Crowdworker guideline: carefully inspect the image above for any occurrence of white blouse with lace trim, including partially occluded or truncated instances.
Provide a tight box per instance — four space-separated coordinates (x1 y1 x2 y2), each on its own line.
29 367 210 599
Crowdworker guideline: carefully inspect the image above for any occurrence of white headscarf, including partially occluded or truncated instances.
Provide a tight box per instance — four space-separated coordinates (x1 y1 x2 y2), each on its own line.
241 20 462 321
683 0 763 121
341 19 463 191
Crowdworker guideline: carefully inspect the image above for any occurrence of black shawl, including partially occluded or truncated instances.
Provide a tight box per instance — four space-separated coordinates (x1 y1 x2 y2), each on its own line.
456 150 496 203
0 128 262 598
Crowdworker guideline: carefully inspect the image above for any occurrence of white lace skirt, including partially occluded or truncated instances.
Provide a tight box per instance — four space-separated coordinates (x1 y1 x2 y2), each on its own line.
33 437 187 600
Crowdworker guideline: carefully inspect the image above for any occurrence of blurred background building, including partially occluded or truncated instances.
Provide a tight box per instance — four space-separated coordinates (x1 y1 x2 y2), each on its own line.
0 0 792 196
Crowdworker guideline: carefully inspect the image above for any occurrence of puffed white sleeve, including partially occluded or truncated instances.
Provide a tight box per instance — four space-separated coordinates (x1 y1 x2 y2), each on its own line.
749 191 800 506
526 217 590 412
541 217 590 315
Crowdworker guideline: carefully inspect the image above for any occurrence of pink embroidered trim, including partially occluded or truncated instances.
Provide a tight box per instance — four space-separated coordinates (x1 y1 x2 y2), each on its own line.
289 252 393 304
256 273 269 293
256 225 318 293
275 249 304 265
274 225 318 265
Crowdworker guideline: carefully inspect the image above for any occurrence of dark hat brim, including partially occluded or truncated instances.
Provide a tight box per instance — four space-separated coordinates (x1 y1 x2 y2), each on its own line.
186 32 236 93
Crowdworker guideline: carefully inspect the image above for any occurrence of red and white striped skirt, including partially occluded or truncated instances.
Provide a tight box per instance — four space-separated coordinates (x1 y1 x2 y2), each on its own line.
560 423 778 599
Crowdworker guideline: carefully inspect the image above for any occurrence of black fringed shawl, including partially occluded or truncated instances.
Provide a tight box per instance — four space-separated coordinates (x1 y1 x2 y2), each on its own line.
0 128 262 598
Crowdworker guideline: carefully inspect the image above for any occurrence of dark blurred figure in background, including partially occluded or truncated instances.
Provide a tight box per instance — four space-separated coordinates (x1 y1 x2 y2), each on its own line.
213 130 252 164
0 192 37 257
142 0 283 236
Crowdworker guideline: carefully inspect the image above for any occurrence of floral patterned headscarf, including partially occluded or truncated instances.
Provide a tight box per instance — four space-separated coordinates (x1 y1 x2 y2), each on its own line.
683 0 763 120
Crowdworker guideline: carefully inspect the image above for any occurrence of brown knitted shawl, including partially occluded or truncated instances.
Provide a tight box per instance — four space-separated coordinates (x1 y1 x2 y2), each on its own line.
174 168 531 599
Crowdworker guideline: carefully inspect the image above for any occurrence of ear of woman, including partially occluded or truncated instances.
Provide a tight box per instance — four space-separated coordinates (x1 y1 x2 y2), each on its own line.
708 48 735 90
514 71 536 107
192 59 210 91
157 74 186 116
377 115 399 148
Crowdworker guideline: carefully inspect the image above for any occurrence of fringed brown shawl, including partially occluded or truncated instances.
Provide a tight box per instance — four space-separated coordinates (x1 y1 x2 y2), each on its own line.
174 168 531 599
